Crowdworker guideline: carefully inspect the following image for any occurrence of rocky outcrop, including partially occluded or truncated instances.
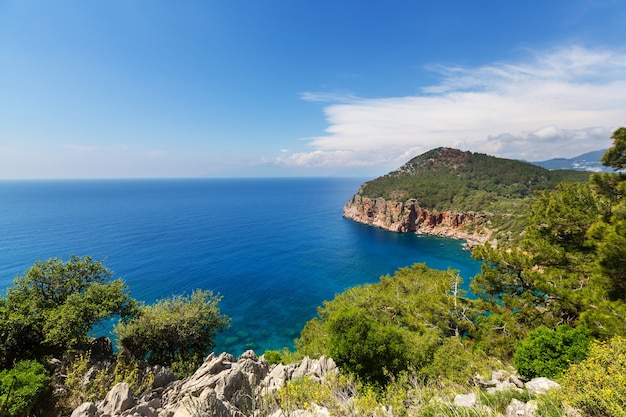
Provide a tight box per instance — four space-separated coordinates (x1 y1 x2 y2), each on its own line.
454 371 561 417
343 194 490 247
71 351 338 417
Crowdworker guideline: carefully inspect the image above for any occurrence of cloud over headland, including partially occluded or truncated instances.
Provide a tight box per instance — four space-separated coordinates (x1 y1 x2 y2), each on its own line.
278 46 626 168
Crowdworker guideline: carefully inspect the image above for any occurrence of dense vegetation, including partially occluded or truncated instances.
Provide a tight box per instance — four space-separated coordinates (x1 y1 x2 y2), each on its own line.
359 147 590 212
293 128 626 415
296 264 485 386
0 256 229 415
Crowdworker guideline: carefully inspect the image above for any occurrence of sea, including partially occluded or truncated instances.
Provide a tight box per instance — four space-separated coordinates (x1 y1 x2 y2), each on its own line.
0 178 482 355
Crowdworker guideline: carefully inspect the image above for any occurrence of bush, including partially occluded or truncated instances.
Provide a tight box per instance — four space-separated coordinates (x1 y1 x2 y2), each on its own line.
115 289 230 375
556 336 626 417
297 264 472 386
0 360 50 417
327 306 415 386
513 325 590 379
263 350 283 365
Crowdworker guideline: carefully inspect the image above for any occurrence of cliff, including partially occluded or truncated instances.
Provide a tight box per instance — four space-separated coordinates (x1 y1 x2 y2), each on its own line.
343 193 490 247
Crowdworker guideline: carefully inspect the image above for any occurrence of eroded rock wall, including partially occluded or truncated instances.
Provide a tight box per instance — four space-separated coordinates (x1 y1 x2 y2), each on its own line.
343 194 489 247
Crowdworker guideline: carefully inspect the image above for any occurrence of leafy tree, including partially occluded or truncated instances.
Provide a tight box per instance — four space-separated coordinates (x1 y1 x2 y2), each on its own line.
326 305 416 385
0 360 50 417
471 139 626 355
601 126 626 170
114 289 230 374
297 264 475 385
513 325 591 379
0 256 137 368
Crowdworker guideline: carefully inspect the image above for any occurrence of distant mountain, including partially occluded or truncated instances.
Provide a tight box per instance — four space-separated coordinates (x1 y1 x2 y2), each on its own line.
531 149 612 172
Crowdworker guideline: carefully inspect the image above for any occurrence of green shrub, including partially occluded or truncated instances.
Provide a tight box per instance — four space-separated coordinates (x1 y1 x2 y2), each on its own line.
0 360 50 417
326 305 415 386
115 289 230 376
263 350 283 365
556 336 626 417
513 325 590 379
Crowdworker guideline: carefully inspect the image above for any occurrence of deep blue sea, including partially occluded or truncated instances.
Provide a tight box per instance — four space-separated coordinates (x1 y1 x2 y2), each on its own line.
0 178 482 355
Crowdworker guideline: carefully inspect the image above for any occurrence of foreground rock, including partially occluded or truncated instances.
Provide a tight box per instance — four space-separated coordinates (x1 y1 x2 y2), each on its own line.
71 351 337 417
453 371 561 417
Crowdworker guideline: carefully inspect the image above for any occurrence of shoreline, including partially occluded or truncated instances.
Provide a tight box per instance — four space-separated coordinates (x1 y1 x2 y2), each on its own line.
342 194 491 250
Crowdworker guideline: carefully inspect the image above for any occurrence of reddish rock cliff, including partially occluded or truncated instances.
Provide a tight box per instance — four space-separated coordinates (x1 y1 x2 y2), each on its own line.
342 194 490 247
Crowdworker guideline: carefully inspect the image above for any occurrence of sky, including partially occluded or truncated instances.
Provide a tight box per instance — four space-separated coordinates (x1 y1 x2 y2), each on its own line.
1 1 626 179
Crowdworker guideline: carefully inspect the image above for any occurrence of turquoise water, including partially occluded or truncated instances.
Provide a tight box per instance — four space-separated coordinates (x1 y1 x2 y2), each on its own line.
0 178 482 355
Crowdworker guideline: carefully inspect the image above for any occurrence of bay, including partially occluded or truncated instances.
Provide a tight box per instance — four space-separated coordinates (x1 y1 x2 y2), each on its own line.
0 178 482 355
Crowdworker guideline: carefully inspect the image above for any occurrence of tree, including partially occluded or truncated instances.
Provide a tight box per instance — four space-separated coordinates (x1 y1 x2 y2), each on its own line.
114 289 230 375
325 305 420 386
601 126 626 170
471 161 626 352
0 256 137 368
297 264 473 385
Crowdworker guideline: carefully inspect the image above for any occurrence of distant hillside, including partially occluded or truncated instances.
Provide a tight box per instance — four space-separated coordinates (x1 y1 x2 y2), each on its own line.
359 147 590 212
531 149 611 172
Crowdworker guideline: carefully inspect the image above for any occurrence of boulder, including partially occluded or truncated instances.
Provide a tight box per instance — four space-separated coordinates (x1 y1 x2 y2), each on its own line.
100 382 135 416
454 393 477 408
506 398 537 417
262 363 289 392
151 365 177 389
70 402 98 417
509 374 525 389
525 377 560 395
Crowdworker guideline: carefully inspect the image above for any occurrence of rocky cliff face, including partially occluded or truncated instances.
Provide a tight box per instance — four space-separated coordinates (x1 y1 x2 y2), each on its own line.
70 350 338 417
343 193 490 248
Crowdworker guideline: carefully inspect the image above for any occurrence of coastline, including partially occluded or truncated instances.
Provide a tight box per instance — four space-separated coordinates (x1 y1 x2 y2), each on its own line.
342 194 491 250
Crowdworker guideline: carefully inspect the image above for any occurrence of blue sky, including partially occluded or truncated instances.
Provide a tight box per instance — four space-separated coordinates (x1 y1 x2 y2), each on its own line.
1 1 625 179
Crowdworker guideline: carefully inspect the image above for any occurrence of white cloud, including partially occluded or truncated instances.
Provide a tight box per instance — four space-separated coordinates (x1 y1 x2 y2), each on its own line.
280 46 626 168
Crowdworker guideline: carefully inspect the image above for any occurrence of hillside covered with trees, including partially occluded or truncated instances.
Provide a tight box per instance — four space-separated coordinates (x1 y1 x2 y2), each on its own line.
359 147 590 213
293 127 626 415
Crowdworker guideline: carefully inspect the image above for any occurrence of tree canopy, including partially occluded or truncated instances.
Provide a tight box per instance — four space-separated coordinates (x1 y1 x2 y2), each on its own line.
0 256 137 368
359 147 590 212
296 264 477 385
114 289 231 374
601 126 626 170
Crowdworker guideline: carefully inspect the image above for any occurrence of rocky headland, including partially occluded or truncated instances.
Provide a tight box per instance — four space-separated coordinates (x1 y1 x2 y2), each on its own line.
341 147 590 248
342 192 491 248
